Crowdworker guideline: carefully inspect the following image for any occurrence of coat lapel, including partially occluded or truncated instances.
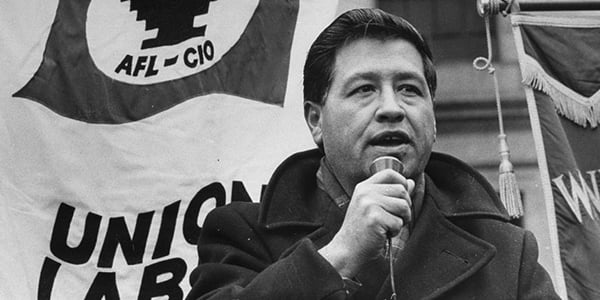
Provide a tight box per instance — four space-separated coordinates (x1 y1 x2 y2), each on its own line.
376 179 497 300
257 150 347 256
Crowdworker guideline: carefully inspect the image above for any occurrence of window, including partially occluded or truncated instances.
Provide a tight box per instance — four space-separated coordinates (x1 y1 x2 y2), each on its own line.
378 0 491 62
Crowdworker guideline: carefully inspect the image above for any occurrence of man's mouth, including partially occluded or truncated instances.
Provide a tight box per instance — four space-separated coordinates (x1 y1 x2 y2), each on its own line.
370 131 411 147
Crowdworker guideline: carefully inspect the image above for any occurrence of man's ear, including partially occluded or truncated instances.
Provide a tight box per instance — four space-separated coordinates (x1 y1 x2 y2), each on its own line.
304 101 323 146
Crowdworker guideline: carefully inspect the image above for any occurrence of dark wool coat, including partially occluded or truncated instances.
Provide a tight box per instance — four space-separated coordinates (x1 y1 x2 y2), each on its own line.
187 149 559 300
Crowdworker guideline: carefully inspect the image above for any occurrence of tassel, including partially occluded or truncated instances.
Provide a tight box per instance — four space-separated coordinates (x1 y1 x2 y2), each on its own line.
475 15 524 219
498 134 523 218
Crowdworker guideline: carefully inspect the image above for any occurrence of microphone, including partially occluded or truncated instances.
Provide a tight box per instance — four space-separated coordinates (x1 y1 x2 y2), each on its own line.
369 156 403 176
369 156 405 299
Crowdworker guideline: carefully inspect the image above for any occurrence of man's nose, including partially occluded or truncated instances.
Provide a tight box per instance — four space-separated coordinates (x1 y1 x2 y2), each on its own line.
375 87 405 122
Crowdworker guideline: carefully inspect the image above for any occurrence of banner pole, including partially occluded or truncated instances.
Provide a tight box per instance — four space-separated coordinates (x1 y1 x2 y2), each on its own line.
478 0 600 16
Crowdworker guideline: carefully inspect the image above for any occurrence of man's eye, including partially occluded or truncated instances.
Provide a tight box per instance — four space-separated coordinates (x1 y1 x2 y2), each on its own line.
351 85 375 96
398 85 422 96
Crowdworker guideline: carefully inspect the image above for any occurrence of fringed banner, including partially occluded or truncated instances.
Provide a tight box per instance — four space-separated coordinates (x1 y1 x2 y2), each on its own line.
512 13 600 300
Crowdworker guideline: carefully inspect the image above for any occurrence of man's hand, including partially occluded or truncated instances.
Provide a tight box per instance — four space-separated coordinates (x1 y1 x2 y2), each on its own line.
318 169 415 278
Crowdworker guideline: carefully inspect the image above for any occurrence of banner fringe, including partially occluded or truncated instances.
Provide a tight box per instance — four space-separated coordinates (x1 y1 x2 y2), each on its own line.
521 56 599 128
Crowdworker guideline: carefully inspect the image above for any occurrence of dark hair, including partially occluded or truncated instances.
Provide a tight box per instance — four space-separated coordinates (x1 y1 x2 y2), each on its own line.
303 8 437 104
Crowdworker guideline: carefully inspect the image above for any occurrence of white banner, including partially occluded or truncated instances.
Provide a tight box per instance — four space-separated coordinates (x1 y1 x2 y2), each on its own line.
0 0 338 298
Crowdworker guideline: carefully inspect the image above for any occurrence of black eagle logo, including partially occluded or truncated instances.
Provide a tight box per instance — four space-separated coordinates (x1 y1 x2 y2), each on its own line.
14 0 298 124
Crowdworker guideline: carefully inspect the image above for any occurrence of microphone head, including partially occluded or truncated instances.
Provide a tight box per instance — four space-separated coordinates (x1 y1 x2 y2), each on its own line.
369 156 404 175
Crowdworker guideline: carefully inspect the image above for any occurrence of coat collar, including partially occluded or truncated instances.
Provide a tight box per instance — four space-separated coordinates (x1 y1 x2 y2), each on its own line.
258 149 509 229
258 149 333 230
424 152 509 221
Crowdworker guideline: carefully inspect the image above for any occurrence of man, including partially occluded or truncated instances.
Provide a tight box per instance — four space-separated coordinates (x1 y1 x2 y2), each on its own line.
187 8 559 299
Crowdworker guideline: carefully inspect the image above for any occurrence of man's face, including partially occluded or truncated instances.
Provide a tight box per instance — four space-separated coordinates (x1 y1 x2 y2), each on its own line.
306 37 436 193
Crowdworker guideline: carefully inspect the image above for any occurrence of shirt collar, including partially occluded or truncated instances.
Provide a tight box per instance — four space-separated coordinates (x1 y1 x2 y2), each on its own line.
316 157 351 209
